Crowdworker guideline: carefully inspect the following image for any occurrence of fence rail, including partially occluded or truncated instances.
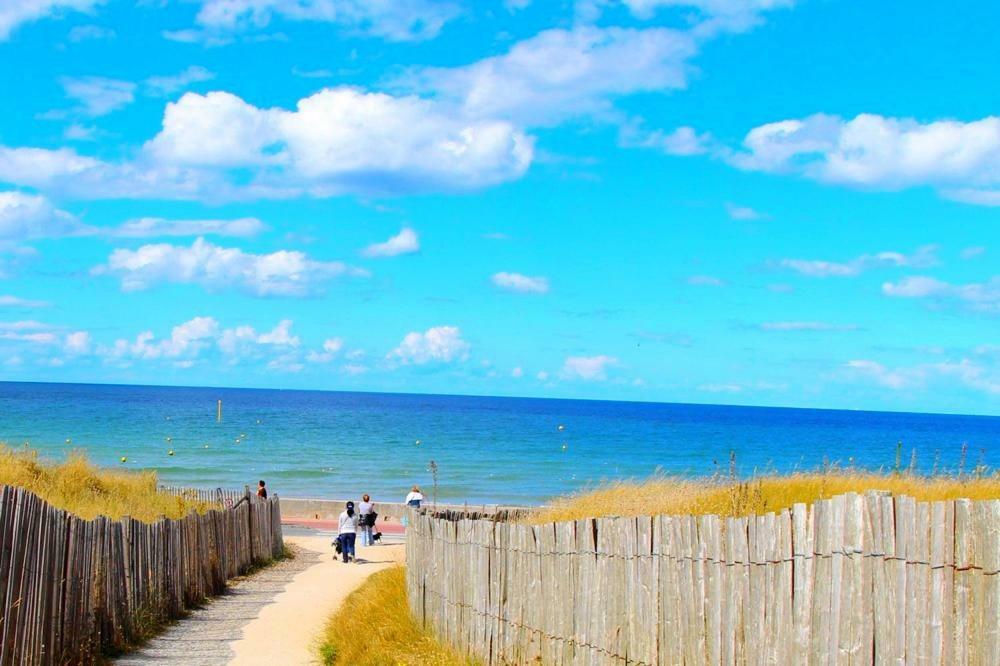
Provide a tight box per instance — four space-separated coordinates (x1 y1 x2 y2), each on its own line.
406 492 1000 665
0 485 284 664
158 484 266 507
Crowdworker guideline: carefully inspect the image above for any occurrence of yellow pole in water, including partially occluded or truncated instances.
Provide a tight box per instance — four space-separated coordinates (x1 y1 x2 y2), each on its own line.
217 399 222 423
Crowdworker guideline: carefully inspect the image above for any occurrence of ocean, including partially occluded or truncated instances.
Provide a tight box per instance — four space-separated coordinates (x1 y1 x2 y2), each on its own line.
0 381 997 505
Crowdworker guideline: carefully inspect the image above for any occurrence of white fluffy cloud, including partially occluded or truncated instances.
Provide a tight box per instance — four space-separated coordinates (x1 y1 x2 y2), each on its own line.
2 85 533 201
0 145 219 200
882 275 1000 314
405 26 697 126
491 271 549 294
112 217 266 238
0 191 82 241
144 88 533 193
105 316 220 360
559 354 617 380
93 237 368 296
193 0 459 42
0 0 101 40
388 325 469 365
98 316 300 365
723 114 1000 205
778 246 937 278
362 228 419 258
63 330 91 354
146 91 279 168
306 337 344 363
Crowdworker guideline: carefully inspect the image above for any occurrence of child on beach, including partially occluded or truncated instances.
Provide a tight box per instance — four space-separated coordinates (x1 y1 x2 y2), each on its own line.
358 494 376 546
256 480 267 499
337 501 359 563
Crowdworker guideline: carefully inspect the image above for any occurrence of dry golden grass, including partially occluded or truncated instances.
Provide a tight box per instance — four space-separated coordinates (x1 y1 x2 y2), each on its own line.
0 444 209 522
318 566 479 666
529 471 1000 524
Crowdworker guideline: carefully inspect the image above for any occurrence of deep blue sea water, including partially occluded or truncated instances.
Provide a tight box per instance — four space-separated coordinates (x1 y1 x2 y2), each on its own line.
0 381 997 504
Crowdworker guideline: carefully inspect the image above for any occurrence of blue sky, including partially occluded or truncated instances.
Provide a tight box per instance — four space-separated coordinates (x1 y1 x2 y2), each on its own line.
0 0 998 415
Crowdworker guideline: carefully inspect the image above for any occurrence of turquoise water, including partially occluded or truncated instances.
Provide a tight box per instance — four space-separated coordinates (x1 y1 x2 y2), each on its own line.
0 381 997 504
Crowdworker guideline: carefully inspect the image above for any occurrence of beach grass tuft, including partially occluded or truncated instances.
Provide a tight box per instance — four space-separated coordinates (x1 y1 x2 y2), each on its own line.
528 470 1000 524
318 566 479 666
0 443 210 522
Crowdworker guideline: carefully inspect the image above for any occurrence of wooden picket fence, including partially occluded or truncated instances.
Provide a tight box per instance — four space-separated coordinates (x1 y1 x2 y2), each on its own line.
158 484 266 508
0 485 284 664
406 492 1000 665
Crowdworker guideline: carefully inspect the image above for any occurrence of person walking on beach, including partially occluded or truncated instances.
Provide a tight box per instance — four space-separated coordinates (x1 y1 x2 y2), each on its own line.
358 494 376 546
256 480 267 499
337 501 359 563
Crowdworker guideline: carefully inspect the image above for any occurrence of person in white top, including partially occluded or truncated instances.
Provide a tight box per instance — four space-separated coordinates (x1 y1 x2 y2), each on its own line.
337 501 359 563
358 494 376 546
403 486 424 528
405 485 424 507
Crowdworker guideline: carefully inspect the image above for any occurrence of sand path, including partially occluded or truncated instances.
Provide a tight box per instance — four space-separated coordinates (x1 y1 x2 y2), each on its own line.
115 535 405 666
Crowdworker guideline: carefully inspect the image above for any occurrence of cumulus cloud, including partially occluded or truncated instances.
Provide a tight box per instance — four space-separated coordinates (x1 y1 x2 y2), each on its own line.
0 191 83 241
306 337 344 362
777 245 937 278
403 26 697 126
60 76 136 117
144 88 533 193
0 146 101 187
718 113 1000 205
63 330 90 354
217 319 299 357
388 325 469 365
98 316 300 365
882 275 1000 314
192 0 460 42
104 316 220 360
491 271 549 294
559 354 617 380
0 0 101 40
92 237 368 296
1 85 534 201
362 228 419 257
111 217 266 238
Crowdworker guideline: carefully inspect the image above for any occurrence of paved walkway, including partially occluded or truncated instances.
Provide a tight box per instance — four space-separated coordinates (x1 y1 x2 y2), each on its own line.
115 535 405 665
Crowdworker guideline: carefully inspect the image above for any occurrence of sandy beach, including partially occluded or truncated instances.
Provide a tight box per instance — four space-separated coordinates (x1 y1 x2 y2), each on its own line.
230 535 405 665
